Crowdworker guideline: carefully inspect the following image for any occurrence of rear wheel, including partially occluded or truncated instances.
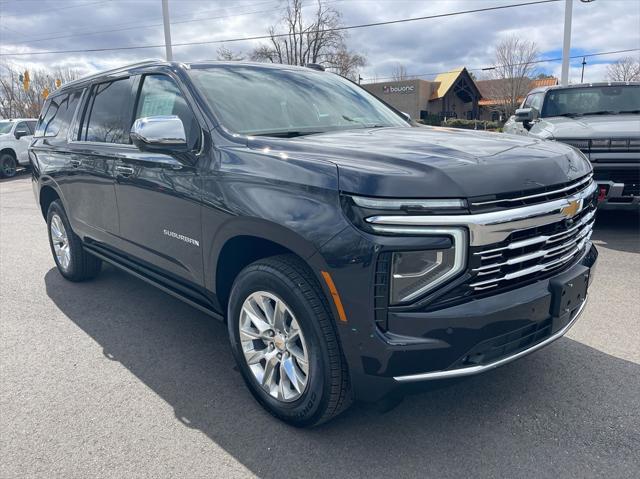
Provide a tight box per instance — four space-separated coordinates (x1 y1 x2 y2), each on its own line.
0 153 17 178
47 200 102 281
228 254 351 426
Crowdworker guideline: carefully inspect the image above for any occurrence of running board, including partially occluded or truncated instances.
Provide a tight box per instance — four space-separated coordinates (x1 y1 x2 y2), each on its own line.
84 245 224 322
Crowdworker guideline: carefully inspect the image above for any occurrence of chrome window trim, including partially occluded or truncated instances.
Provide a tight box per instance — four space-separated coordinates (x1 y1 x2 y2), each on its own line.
470 174 593 206
394 296 589 382
366 181 597 246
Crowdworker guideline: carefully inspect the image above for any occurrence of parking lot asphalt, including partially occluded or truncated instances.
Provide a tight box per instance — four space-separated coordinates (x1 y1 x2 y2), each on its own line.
1 173 639 479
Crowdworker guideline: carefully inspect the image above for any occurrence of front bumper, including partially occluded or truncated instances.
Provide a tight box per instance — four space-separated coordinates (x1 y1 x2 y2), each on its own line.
592 161 639 210
329 243 597 402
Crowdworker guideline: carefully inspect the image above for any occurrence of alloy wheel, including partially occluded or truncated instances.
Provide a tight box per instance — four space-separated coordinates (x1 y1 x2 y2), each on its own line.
1 157 17 177
50 214 71 271
239 291 309 402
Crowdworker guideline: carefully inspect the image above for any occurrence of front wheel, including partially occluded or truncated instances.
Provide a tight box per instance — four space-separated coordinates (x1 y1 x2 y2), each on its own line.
0 153 17 178
228 255 351 427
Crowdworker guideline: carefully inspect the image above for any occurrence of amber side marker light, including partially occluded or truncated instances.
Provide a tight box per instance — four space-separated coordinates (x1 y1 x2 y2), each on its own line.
321 271 347 322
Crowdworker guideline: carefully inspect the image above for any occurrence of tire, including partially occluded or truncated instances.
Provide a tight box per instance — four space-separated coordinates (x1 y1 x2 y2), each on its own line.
0 153 17 178
46 200 102 281
228 254 351 427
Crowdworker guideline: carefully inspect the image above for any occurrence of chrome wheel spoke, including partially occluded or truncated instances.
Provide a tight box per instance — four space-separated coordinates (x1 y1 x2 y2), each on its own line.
242 299 272 335
238 291 310 402
282 356 304 394
244 348 267 365
273 299 287 333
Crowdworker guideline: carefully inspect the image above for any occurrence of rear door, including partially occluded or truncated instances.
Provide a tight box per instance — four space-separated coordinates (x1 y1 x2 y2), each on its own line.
112 73 204 286
65 77 134 242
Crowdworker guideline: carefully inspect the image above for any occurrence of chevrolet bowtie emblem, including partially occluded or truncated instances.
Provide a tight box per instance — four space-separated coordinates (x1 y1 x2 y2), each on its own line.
561 199 582 218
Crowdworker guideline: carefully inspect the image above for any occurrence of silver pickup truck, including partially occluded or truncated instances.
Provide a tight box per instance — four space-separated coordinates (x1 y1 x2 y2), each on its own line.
503 82 639 210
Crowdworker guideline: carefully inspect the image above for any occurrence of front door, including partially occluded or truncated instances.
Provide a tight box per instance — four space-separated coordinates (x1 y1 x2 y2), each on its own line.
112 73 204 287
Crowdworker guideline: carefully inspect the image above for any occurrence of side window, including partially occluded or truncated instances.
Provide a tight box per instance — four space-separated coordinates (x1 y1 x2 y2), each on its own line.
26 121 37 134
15 122 29 134
529 93 544 111
82 78 131 143
34 91 82 138
134 74 200 150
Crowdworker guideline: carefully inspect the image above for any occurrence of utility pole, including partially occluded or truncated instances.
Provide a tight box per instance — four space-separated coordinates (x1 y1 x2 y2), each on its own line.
162 0 173 61
580 57 587 82
560 0 573 86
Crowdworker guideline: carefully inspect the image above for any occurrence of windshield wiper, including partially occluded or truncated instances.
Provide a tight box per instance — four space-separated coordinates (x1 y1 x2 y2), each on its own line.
252 130 324 138
580 110 619 116
555 112 583 118
618 109 640 114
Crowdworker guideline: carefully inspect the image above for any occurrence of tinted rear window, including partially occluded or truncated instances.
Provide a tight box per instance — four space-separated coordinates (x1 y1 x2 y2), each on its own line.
34 90 82 138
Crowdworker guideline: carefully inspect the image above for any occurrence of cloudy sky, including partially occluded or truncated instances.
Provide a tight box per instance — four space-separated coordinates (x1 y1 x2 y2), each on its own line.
1 0 639 83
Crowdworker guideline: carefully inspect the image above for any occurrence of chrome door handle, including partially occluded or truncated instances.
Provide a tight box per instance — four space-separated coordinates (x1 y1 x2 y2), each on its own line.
115 165 134 176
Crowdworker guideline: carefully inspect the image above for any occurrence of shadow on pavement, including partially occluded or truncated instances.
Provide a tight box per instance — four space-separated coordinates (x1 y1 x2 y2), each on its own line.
592 209 639 254
0 168 30 183
44 266 640 478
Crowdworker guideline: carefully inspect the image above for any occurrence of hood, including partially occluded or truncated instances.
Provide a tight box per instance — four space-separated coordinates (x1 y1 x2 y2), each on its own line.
538 114 640 139
246 126 591 198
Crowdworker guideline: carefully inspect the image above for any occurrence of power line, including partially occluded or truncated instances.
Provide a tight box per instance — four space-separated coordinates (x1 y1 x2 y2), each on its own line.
0 0 560 57
7 0 283 45
363 48 640 81
0 0 109 18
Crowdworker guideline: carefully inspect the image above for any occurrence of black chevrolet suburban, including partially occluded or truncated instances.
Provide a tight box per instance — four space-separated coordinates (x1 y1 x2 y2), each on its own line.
31 61 598 426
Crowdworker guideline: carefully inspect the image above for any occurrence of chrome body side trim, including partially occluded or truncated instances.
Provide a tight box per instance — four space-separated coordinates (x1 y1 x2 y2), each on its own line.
366 181 597 246
393 297 589 383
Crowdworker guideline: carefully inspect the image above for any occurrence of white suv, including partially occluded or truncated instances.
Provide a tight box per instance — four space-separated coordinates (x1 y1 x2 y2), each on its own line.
0 118 37 178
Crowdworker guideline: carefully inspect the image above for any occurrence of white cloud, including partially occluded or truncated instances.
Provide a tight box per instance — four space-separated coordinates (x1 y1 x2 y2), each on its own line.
0 0 638 83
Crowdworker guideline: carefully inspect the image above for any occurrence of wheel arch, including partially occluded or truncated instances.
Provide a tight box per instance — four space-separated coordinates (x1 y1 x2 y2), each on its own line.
39 184 62 219
0 147 17 160
208 219 329 313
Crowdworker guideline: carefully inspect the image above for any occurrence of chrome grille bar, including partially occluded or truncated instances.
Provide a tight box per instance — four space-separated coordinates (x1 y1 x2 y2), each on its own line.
469 230 593 290
367 181 597 246
470 174 593 207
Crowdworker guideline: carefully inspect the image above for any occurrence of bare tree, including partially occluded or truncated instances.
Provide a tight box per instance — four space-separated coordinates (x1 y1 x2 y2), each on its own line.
606 56 640 82
1 63 82 118
216 45 245 61
391 64 409 81
484 36 539 119
251 0 366 80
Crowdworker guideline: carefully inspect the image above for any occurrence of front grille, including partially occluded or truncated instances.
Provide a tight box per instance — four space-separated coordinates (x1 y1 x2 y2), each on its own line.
469 174 593 211
556 137 640 154
468 201 596 292
593 167 640 196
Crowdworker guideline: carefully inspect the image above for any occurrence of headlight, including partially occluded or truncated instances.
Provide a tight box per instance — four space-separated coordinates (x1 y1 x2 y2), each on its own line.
388 228 467 304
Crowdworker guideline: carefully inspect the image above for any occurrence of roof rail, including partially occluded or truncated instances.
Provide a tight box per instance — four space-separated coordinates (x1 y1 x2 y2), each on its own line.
59 59 166 90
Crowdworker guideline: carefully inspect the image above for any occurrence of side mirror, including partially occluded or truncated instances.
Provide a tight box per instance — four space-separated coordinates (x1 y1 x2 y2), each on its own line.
15 129 29 139
400 111 412 122
514 108 538 123
130 115 188 153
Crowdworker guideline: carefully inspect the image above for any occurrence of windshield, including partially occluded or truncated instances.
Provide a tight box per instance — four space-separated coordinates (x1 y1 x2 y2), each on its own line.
541 85 640 117
0 121 13 134
188 65 408 136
